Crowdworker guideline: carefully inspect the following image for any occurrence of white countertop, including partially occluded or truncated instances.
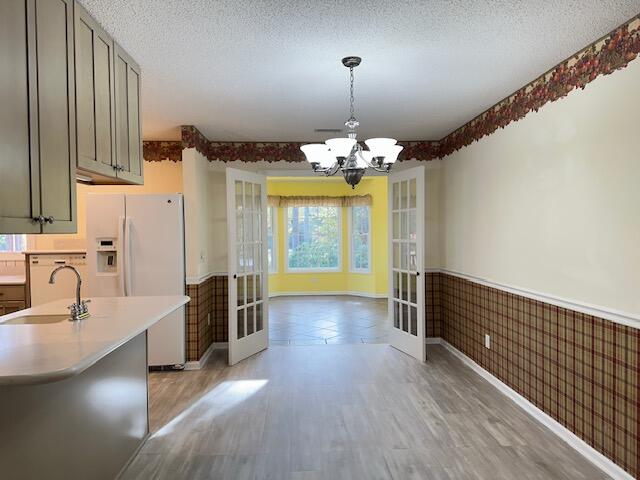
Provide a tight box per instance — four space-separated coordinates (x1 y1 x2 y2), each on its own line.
0 275 26 285
0 295 189 386
23 250 86 255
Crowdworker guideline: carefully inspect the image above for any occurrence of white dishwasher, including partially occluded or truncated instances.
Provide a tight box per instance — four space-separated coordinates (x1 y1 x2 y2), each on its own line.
29 254 88 306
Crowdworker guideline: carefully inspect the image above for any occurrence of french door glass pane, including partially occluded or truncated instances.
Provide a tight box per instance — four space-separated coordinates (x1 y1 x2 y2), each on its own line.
237 275 245 306
393 212 399 239
247 274 254 304
393 301 400 328
393 183 399 210
402 303 408 332
256 302 263 331
247 305 255 335
401 273 408 302
254 183 261 207
393 272 399 298
410 306 417 335
392 242 399 268
410 273 417 303
409 179 416 208
256 273 262 300
237 308 245 339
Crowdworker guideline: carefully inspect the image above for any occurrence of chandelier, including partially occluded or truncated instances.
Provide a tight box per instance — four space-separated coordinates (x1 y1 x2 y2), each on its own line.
300 56 403 188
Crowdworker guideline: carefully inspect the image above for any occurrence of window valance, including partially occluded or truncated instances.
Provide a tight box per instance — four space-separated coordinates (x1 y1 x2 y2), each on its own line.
267 195 372 208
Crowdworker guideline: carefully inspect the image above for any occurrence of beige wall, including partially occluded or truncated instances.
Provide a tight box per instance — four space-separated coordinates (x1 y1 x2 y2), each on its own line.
425 165 441 269
182 148 211 281
32 161 183 251
208 171 228 273
441 58 640 315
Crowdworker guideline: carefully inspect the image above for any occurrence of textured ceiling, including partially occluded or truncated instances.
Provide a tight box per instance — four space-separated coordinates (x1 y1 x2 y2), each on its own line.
80 0 640 142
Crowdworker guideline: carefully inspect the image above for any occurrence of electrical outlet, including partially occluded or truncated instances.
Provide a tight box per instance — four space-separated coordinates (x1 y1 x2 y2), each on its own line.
484 334 491 349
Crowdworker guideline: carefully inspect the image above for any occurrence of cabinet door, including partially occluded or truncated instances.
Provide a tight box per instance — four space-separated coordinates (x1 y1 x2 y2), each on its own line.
74 1 116 178
36 0 77 234
114 43 143 185
1 301 26 315
0 0 42 234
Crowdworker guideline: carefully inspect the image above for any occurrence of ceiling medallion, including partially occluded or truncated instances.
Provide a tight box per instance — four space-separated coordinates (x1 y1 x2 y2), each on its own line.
300 56 402 188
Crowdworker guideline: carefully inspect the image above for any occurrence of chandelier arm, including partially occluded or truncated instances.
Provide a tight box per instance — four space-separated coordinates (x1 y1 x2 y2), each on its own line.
326 162 341 176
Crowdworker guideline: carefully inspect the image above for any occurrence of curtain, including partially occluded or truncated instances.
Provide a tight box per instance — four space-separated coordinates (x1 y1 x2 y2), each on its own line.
267 195 372 208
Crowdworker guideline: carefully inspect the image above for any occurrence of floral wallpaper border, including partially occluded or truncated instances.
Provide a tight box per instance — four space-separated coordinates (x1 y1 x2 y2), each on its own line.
438 15 640 157
144 15 640 164
143 141 183 162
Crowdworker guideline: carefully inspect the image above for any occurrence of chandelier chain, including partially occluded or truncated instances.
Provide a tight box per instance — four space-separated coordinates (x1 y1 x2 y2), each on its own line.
349 66 355 120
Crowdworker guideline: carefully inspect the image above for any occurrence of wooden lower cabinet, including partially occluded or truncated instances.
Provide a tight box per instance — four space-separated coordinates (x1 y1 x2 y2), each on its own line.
0 284 27 316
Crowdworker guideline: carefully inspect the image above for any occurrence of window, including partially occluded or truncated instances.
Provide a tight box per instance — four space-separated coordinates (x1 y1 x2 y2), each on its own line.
286 206 341 271
350 206 371 272
0 234 27 253
267 206 277 273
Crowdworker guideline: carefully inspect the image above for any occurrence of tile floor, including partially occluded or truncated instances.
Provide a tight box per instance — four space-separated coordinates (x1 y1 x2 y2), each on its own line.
268 295 389 345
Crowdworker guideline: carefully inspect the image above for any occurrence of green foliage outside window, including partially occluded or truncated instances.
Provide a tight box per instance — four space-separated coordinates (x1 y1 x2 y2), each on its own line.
287 206 339 269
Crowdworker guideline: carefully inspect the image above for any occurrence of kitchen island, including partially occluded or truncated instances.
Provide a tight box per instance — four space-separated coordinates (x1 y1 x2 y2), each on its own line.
0 295 189 480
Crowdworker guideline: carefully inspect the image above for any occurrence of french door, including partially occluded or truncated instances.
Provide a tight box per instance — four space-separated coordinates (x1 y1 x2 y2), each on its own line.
388 166 426 362
226 168 269 365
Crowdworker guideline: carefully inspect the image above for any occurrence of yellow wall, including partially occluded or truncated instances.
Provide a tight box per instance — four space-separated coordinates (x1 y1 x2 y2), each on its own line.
267 177 388 297
31 161 183 251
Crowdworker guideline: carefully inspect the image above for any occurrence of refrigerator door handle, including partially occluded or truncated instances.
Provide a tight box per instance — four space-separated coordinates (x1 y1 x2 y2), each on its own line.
117 215 126 296
124 217 134 297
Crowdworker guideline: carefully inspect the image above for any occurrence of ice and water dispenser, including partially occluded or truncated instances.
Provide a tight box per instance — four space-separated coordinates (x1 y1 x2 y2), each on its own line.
95 238 118 274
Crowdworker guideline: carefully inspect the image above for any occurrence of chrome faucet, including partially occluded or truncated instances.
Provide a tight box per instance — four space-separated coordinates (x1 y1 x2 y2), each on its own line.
49 265 90 321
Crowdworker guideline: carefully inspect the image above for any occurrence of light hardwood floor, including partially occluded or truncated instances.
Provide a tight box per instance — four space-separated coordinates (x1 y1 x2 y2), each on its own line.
124 344 609 480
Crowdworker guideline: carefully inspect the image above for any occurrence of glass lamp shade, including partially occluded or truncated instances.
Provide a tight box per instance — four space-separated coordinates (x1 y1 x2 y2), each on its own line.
382 144 403 164
364 138 397 157
325 138 356 158
300 144 330 164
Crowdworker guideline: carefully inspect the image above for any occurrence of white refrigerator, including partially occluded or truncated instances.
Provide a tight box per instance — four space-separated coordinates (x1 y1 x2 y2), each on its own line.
86 193 186 367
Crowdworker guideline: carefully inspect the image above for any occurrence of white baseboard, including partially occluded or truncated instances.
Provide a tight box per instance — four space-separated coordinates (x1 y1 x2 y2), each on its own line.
439 340 633 480
183 342 227 370
269 291 387 299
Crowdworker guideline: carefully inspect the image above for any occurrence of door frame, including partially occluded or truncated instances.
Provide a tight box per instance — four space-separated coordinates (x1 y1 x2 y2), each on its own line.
387 165 426 362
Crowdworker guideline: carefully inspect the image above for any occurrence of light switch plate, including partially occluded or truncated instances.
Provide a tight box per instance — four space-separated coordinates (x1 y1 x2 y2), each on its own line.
484 334 491 349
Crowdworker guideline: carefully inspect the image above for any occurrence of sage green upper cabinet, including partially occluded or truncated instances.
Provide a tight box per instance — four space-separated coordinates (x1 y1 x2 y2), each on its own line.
114 43 144 185
37 0 77 234
0 0 76 234
74 1 117 180
0 0 143 234
73 2 143 185
0 0 41 234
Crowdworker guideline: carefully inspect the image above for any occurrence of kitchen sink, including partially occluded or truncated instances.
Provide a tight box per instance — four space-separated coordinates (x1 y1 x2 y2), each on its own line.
2 314 70 325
